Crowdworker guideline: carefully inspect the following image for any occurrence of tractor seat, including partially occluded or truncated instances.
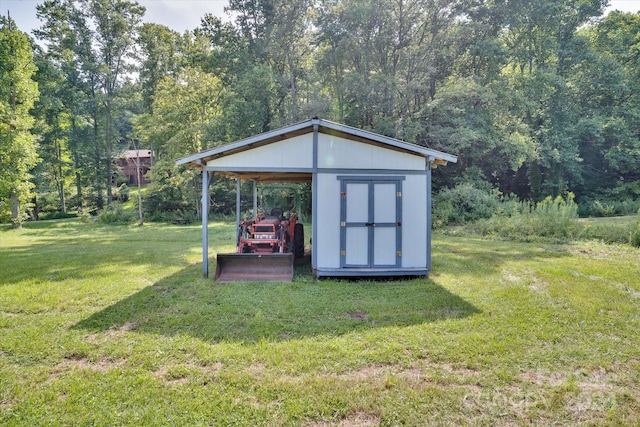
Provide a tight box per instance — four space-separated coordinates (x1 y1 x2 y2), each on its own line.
268 208 284 220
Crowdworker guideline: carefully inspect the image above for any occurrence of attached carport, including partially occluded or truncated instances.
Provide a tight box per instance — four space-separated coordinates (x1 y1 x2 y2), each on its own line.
176 118 457 279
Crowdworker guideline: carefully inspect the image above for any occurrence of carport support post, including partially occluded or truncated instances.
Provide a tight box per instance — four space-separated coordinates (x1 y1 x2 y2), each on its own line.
311 119 319 274
252 180 258 218
236 178 241 230
202 169 212 278
426 158 433 275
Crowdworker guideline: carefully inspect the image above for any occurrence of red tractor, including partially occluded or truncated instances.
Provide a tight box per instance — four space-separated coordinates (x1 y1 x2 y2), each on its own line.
237 208 304 257
215 187 305 282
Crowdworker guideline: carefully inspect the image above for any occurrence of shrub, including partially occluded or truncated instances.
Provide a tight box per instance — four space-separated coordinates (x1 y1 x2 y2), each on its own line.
39 211 78 221
471 193 581 241
143 167 199 222
580 197 640 217
115 184 130 202
590 200 616 217
579 223 634 245
433 183 501 226
97 203 135 224
80 212 93 224
531 194 580 237
35 192 63 215
631 210 640 248
143 186 194 222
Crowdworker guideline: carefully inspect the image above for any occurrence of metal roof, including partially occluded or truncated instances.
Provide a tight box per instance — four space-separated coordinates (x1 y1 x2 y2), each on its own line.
120 150 152 159
175 118 457 179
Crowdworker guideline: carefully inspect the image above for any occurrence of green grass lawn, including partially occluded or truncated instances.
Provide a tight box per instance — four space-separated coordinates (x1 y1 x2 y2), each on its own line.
1 220 639 425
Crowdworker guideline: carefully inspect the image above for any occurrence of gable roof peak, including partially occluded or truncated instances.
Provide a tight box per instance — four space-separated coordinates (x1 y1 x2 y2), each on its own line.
176 118 457 168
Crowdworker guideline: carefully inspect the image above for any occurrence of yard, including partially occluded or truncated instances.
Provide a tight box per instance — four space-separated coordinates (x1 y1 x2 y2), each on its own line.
1 220 639 425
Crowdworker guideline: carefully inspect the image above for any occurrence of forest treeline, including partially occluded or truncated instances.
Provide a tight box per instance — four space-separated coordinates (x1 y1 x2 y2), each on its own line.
1 0 640 226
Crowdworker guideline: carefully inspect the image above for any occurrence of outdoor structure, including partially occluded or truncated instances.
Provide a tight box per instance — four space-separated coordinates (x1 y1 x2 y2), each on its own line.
176 118 457 279
117 150 153 186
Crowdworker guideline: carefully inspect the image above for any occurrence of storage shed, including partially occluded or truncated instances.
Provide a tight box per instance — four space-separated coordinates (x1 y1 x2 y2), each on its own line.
176 118 457 279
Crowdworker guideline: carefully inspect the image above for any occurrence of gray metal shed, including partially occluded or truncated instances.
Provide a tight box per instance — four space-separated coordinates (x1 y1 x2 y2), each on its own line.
176 118 457 279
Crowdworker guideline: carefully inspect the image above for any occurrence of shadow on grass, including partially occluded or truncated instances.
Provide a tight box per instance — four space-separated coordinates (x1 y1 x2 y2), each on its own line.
73 237 576 344
74 264 481 343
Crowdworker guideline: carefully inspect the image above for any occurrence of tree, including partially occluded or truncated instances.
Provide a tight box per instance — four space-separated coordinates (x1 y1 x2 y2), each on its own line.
315 0 466 135
499 0 609 199
135 67 226 218
139 67 225 159
85 0 145 205
0 16 40 227
36 0 107 210
32 47 74 214
559 11 640 202
136 23 183 112
263 0 313 123
427 75 536 192
15 0 640 220
35 0 145 208
198 12 277 136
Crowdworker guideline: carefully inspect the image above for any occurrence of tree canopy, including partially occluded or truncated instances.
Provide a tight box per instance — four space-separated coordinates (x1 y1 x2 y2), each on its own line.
2 0 640 221
0 17 40 227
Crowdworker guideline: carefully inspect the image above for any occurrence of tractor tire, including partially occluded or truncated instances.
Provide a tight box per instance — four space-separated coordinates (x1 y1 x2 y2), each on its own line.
293 223 305 258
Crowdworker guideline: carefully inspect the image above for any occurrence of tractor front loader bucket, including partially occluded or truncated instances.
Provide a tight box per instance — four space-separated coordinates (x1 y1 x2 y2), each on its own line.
214 253 294 282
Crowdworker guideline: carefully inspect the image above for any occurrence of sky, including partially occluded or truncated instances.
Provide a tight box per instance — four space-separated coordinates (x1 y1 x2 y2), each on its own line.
2 0 640 37
2 0 229 34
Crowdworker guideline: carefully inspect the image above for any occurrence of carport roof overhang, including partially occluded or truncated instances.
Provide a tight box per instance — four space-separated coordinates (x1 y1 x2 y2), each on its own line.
175 118 457 182
216 170 313 183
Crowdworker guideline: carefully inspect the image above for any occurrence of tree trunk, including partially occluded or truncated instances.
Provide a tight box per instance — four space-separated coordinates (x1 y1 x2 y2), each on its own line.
32 196 40 221
11 192 21 229
56 140 66 213
93 115 104 210
288 54 297 121
75 171 83 214
135 150 143 226
71 117 83 214
106 101 113 206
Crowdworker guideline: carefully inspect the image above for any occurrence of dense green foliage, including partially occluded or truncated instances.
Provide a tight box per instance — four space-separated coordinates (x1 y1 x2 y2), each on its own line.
97 202 136 224
579 214 640 246
1 1 639 221
469 193 582 241
632 212 640 247
435 187 640 246
433 183 502 226
0 17 39 227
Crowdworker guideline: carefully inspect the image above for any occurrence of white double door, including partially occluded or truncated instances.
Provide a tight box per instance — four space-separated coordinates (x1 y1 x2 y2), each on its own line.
340 179 402 268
